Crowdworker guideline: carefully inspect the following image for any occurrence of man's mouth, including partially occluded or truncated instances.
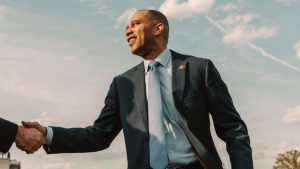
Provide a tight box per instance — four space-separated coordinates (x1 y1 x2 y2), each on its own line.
127 36 137 46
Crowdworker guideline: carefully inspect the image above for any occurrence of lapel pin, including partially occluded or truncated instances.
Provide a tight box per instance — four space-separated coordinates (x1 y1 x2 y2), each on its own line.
179 64 185 70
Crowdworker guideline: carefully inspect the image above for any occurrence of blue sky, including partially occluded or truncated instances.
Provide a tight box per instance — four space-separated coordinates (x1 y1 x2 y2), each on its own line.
1 0 300 168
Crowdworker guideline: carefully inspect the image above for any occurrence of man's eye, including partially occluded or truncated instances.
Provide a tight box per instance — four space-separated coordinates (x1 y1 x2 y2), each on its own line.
132 22 140 27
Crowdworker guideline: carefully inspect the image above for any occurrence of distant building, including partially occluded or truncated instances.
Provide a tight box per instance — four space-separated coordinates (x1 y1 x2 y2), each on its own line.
0 153 21 169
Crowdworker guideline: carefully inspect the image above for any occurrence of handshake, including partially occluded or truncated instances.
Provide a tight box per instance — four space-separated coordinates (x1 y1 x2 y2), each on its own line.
15 121 46 154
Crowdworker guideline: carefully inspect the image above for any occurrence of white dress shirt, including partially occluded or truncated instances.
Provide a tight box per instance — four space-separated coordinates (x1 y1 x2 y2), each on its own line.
144 48 196 164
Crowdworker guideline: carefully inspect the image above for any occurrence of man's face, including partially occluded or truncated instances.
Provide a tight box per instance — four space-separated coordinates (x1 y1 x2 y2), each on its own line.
125 11 156 56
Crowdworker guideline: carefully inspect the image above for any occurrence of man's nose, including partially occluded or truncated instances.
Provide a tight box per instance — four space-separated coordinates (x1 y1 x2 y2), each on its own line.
126 27 133 37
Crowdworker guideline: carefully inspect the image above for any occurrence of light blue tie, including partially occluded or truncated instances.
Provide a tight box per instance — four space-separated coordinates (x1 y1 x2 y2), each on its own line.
148 61 168 169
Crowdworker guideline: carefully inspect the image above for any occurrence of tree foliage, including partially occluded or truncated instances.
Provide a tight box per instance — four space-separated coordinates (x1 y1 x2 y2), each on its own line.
273 149 300 169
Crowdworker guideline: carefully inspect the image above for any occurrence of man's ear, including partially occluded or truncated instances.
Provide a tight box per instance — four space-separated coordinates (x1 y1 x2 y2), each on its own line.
153 23 164 36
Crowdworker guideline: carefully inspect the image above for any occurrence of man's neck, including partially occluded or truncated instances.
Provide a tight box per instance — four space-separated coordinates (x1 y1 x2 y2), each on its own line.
142 47 166 60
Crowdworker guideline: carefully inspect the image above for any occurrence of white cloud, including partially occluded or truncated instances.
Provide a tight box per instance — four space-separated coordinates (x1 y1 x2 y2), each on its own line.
217 13 276 45
222 25 276 45
211 3 277 46
282 105 300 125
159 0 214 19
214 2 245 14
115 8 137 28
293 41 300 59
221 14 257 27
206 16 300 72
220 2 240 13
207 4 300 73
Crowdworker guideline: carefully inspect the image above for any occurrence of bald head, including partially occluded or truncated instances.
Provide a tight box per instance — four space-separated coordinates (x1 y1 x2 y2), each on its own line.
137 9 169 43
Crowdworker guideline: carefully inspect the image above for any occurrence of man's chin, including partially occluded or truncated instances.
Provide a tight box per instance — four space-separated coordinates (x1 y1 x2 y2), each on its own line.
130 48 139 56
130 48 147 58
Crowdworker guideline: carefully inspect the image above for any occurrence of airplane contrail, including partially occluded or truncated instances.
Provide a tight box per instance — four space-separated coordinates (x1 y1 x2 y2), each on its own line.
205 15 300 73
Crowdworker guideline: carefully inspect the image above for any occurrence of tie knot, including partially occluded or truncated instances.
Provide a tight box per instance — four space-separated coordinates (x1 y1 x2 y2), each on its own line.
147 61 160 72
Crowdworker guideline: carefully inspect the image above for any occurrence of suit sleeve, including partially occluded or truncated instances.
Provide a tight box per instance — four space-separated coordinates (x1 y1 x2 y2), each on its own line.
0 118 18 153
44 77 122 153
204 60 253 169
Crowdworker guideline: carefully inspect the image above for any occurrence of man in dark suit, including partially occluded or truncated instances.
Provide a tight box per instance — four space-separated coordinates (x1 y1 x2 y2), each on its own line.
23 9 253 169
0 118 18 153
0 118 44 153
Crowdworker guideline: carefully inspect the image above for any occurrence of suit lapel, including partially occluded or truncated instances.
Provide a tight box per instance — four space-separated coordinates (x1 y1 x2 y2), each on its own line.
171 51 187 104
133 62 149 130
170 51 220 169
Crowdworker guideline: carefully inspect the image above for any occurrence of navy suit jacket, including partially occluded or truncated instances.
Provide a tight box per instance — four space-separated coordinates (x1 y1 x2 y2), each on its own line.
45 50 253 169
0 118 18 153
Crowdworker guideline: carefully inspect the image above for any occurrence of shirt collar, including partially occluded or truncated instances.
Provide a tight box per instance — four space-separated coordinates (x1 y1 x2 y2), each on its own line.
143 48 171 72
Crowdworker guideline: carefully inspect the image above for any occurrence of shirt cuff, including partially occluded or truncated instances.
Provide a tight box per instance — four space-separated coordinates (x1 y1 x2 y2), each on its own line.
45 126 53 145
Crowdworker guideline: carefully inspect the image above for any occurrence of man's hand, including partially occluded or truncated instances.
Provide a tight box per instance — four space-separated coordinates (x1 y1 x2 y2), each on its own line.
22 121 46 135
15 125 45 154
